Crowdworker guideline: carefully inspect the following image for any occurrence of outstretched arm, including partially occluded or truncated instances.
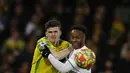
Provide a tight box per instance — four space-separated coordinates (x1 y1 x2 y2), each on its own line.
48 54 76 73
50 46 73 60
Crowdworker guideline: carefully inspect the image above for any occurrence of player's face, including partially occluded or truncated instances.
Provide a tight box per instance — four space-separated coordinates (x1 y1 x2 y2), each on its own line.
69 29 85 49
46 26 61 44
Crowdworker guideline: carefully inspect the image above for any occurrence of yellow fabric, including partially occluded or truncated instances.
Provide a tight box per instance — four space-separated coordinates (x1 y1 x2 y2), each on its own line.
112 23 125 32
4 39 24 51
30 37 71 73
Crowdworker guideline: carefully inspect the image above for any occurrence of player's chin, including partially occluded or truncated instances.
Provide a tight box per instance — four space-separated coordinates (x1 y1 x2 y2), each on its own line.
50 39 56 43
72 44 80 49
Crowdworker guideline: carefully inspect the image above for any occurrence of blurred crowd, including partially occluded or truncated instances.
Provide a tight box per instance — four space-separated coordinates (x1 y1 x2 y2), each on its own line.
0 0 130 73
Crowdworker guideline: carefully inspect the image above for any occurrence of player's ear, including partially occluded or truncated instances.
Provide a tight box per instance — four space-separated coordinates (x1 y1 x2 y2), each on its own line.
45 31 48 37
59 31 62 36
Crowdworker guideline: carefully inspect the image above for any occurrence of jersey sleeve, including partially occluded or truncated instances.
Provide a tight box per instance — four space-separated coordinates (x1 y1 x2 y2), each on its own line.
48 54 76 73
78 68 91 73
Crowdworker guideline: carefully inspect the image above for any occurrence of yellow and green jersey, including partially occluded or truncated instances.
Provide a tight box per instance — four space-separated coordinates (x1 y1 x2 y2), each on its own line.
30 37 71 73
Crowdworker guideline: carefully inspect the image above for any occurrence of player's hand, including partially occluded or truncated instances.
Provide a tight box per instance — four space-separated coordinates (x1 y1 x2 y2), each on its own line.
41 45 51 58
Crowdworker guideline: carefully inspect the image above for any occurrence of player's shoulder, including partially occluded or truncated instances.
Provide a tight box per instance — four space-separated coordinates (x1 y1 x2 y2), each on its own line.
61 39 70 43
37 37 47 44
36 37 47 50
60 39 72 46
82 46 89 49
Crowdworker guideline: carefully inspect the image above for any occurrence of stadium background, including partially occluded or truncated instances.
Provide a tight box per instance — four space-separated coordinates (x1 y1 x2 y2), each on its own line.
0 0 130 73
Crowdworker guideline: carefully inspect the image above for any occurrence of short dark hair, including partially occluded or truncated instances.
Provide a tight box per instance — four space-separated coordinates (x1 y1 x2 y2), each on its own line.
45 19 61 30
70 25 87 36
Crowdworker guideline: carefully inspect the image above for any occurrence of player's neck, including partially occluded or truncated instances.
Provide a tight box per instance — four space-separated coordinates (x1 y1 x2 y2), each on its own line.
51 41 59 47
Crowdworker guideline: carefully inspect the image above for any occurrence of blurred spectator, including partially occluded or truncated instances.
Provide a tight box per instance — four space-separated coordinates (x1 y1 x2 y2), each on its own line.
92 6 105 43
13 3 24 26
76 0 89 15
13 37 36 72
120 32 130 58
0 0 10 49
55 0 64 16
92 23 101 43
9 3 23 22
1 29 25 56
24 15 41 39
0 0 9 24
94 6 105 22
108 16 125 45
116 49 130 73
0 53 15 73
18 62 30 73
15 4 23 17
104 60 113 73
39 0 56 21
87 6 106 72
74 14 85 25
35 4 43 19
73 0 89 25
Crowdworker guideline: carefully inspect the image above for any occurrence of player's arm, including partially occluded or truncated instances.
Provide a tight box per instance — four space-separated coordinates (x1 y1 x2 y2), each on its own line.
38 40 73 59
48 54 76 73
50 45 73 60
37 41 51 58
48 54 92 73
